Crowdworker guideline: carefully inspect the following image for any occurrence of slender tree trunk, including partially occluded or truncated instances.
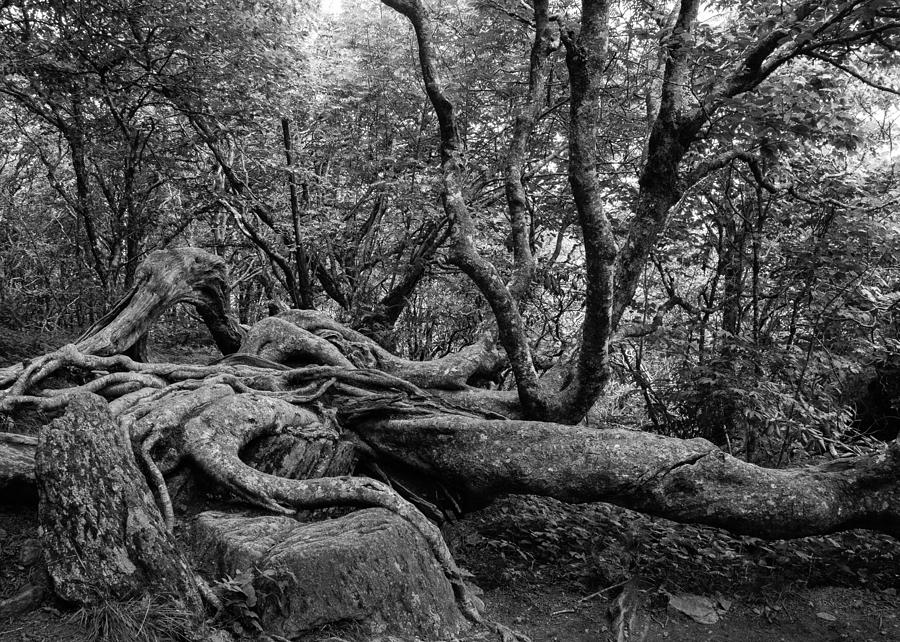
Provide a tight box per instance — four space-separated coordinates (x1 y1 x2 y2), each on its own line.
281 117 315 309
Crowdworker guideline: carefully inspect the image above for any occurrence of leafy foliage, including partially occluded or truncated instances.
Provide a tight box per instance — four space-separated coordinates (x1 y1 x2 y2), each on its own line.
449 495 900 596
213 567 297 637
2 0 899 451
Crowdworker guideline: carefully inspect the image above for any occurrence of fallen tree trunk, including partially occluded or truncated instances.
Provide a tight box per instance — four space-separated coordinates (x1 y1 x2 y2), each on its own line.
275 309 504 389
6 387 900 540
0 249 243 385
355 418 900 539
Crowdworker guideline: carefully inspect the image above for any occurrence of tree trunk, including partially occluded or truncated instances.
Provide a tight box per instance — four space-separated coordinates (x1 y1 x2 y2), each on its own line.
281 116 315 310
4 247 900 642
75 248 244 358
35 393 202 610
8 392 900 541
0 432 37 500
355 417 900 539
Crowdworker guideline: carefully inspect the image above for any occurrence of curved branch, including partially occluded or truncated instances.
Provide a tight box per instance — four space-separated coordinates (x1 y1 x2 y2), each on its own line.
505 0 556 301
276 310 503 390
381 0 547 417
555 0 618 421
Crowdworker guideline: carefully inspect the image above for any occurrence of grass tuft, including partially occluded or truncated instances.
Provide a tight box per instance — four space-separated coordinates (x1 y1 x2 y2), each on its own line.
72 594 198 642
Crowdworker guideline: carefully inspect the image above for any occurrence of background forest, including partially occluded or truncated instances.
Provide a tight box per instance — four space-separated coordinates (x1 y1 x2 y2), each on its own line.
2 1 900 641
2 0 898 462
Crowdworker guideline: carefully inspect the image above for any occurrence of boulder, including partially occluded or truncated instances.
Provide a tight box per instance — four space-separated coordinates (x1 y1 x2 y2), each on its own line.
191 508 467 640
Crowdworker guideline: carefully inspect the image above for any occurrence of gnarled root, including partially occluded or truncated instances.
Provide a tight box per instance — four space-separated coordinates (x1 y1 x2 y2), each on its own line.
177 392 496 630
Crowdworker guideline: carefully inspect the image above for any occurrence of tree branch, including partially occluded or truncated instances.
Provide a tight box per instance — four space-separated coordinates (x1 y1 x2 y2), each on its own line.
682 149 778 191
381 0 548 417
505 0 556 301
612 0 700 328
804 51 900 96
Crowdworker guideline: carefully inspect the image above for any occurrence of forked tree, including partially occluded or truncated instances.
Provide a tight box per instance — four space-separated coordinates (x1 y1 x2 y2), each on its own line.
1 1 899 639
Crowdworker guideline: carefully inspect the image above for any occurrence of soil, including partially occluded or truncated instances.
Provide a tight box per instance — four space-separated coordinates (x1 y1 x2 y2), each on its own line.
441 496 900 642
2 494 897 642
483 585 899 642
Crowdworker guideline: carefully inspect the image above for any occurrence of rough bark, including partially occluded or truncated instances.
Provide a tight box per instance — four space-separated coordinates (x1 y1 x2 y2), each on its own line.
355 417 900 539
504 0 555 301
241 433 357 481
4 337 900 541
239 316 355 368
555 0 618 421
75 248 244 357
4 246 900 642
35 394 202 609
381 0 549 419
192 509 468 639
378 1 894 426
273 309 503 390
0 248 243 387
0 432 37 498
611 0 698 328
281 116 315 310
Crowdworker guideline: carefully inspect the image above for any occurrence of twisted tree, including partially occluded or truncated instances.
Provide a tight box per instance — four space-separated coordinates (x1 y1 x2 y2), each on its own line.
2 1 899 640
1 246 898 638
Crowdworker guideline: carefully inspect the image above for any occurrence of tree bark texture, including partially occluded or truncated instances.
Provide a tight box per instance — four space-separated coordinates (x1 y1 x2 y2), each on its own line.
192 509 468 639
1 246 898 642
270 310 503 390
74 248 244 358
356 418 900 539
0 432 36 498
35 394 202 609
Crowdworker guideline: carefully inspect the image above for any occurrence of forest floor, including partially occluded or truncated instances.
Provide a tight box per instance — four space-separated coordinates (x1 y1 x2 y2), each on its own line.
1 495 898 642
444 496 899 642
1 330 898 641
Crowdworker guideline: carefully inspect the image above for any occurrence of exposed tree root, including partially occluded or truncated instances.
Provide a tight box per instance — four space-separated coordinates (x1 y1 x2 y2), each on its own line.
74 248 244 358
3 248 898 641
138 427 176 531
175 392 503 630
0 344 466 415
0 249 243 385
275 309 504 389
0 583 45 618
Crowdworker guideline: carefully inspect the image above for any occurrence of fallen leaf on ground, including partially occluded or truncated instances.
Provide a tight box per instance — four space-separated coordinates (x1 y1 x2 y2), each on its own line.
667 593 720 624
